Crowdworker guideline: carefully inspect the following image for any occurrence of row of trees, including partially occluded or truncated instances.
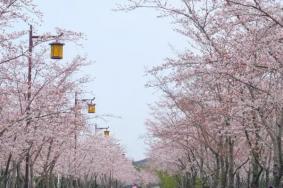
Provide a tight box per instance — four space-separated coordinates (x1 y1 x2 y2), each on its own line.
124 0 282 188
0 1 158 188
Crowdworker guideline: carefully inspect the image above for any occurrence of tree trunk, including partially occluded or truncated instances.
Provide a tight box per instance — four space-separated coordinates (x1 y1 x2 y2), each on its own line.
213 154 220 188
247 165 251 188
11 161 17 188
272 109 283 188
236 172 240 188
220 155 228 188
228 137 234 188
3 153 12 188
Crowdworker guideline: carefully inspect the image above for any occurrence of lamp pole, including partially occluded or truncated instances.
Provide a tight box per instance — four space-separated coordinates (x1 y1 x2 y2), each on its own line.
74 92 96 149
24 24 33 188
73 92 95 185
24 25 64 188
74 92 78 182
74 92 78 150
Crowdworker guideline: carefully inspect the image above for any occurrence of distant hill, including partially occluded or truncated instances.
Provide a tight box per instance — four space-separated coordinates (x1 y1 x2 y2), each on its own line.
133 158 150 168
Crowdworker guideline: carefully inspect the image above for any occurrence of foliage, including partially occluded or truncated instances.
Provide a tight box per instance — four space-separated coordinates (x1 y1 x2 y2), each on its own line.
122 0 283 188
157 171 178 188
0 1 152 188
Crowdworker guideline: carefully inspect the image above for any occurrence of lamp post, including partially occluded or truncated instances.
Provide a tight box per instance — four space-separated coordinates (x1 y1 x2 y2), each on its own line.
73 92 95 183
74 93 96 112
94 124 110 137
24 25 64 188
74 92 96 148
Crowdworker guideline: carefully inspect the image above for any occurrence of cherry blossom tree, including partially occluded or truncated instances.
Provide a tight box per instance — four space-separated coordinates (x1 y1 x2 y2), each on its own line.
122 0 283 187
0 0 42 65
0 1 140 188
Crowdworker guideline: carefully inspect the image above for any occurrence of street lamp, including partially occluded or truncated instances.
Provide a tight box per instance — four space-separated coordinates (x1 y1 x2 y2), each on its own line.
88 103 96 113
74 93 96 148
73 93 96 181
74 93 96 113
104 129 110 137
73 93 96 150
25 25 64 188
95 124 110 137
50 42 64 59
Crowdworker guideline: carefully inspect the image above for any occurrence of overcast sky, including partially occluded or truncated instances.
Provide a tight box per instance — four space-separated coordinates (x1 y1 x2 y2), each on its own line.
34 0 186 160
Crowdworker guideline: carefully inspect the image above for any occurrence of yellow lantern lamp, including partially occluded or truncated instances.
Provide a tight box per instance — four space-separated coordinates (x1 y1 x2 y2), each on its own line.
104 130 110 137
50 42 64 59
88 103 96 113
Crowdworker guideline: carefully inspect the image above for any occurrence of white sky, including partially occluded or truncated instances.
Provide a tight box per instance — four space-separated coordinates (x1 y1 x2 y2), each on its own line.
34 0 186 160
